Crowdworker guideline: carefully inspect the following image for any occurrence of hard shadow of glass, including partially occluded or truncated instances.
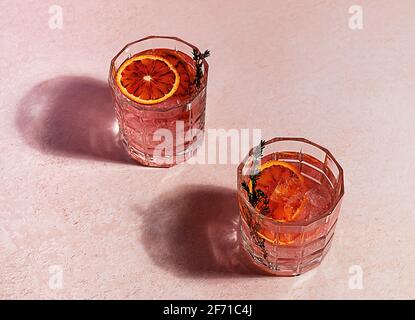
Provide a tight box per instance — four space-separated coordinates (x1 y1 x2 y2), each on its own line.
15 75 132 164
140 185 267 278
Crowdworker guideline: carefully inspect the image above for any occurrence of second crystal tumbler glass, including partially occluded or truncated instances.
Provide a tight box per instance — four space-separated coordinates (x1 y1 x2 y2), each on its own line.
237 138 344 276
108 36 209 167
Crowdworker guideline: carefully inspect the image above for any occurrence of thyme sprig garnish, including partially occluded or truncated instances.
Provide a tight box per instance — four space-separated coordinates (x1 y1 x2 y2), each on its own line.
241 140 270 214
192 49 210 88
240 140 270 260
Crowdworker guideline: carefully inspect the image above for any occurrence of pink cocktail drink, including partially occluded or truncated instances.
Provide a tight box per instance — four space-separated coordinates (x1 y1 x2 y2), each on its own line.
109 36 209 167
238 138 344 276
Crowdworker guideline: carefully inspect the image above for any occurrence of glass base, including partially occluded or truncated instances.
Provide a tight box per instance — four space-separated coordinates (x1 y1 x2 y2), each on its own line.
241 226 333 276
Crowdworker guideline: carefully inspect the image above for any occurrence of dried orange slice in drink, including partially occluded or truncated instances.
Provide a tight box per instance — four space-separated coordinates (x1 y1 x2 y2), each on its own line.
255 160 306 222
116 54 180 105
159 50 194 98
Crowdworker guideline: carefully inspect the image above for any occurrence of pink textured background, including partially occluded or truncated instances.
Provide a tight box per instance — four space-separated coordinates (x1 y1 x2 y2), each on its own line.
1 0 415 299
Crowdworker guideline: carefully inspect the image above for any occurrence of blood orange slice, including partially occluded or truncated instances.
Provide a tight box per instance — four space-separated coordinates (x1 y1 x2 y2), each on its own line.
255 160 306 222
116 54 180 105
159 50 194 98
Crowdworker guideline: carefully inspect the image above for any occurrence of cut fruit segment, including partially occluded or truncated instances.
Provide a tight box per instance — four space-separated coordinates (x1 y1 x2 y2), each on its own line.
160 50 194 98
257 227 301 246
257 229 277 244
254 160 306 222
116 54 180 105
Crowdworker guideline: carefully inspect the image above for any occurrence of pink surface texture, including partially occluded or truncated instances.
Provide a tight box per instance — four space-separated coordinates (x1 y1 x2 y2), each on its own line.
1 0 415 299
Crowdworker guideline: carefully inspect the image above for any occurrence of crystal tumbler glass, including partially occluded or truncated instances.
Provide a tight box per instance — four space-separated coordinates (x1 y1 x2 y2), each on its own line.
237 137 344 276
108 36 208 167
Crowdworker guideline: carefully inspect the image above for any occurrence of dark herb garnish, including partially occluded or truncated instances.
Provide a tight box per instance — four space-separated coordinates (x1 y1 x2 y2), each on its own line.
241 140 269 260
241 140 269 214
192 49 210 88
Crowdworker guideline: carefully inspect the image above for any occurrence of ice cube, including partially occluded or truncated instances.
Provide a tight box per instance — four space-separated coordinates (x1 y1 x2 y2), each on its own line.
305 186 332 210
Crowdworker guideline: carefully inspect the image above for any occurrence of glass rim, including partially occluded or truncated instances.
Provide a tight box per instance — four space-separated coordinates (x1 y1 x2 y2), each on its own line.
237 137 345 227
109 35 209 112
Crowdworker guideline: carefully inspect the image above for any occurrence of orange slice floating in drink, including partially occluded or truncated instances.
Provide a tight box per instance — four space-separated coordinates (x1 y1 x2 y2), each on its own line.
116 54 180 105
160 50 194 98
255 160 306 222
253 160 307 245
